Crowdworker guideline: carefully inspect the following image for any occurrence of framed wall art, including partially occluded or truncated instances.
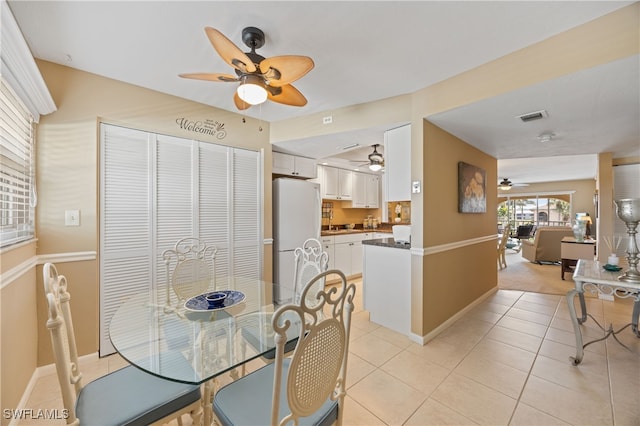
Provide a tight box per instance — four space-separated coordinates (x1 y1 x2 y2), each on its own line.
458 162 486 213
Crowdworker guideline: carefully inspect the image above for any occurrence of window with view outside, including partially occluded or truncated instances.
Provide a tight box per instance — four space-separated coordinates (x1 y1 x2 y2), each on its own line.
497 195 571 234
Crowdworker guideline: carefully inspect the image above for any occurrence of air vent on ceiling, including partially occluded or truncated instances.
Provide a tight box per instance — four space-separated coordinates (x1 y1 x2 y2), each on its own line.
517 109 548 123
341 143 360 150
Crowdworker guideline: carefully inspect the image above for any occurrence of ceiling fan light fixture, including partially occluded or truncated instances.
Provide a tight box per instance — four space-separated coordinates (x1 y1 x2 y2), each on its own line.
369 161 383 172
498 178 512 191
237 75 268 105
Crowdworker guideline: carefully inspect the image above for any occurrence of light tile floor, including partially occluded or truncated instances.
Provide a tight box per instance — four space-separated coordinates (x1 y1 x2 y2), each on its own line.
19 279 640 425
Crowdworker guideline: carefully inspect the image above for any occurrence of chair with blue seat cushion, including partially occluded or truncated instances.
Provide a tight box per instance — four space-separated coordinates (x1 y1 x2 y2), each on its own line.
214 269 356 426
43 263 202 426
240 238 328 374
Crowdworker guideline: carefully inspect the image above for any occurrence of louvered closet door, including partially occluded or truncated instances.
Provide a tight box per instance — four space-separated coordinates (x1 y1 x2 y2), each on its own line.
155 134 195 306
100 124 263 356
232 149 261 279
100 124 153 356
199 143 231 281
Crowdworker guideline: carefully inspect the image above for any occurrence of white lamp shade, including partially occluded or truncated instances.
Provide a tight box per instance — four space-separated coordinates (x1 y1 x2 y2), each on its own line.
237 75 268 105
369 163 382 172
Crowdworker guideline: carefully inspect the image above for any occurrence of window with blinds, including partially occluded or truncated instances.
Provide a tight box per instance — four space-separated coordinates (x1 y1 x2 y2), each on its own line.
0 78 35 248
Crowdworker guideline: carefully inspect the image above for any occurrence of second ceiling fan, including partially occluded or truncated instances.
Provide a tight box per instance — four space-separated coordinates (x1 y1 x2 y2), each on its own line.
179 26 314 110
498 178 529 191
349 145 385 171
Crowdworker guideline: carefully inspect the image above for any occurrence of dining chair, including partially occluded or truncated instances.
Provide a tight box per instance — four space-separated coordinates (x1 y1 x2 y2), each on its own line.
43 263 202 426
240 238 329 374
162 238 229 401
162 237 217 309
213 269 356 426
497 223 511 270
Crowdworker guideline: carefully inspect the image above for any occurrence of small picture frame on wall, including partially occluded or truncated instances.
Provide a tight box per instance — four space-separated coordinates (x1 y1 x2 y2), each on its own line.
458 162 486 213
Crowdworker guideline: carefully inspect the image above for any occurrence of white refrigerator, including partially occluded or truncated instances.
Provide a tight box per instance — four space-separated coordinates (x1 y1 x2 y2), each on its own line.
273 178 321 303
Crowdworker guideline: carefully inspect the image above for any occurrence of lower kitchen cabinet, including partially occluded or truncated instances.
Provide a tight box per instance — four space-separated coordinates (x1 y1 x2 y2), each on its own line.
332 233 365 277
321 236 335 270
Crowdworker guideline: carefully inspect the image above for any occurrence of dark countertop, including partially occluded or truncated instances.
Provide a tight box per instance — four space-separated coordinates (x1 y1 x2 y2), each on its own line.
321 229 392 237
362 237 411 250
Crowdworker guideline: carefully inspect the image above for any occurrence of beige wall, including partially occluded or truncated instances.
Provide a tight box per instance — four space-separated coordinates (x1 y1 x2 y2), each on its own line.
417 120 498 335
1 242 38 422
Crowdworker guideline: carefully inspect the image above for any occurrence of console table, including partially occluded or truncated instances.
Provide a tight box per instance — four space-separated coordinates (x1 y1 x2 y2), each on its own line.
567 259 640 365
560 237 596 280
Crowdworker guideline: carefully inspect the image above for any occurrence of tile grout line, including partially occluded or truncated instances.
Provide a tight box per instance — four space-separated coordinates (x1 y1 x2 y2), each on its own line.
505 294 567 425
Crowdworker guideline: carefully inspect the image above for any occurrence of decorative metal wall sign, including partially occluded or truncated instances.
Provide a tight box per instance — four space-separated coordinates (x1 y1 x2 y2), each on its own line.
458 162 486 213
176 117 227 139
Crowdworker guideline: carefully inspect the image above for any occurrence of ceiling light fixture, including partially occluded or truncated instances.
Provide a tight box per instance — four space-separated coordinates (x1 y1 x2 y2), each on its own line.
537 132 555 143
236 75 268 105
498 178 512 191
368 144 384 171
368 160 383 172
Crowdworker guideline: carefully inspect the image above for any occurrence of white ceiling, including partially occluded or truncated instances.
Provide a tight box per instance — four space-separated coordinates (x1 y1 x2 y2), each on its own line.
8 1 639 185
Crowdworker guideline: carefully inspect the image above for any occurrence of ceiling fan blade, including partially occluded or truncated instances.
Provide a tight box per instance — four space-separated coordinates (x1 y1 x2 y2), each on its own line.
267 84 307 107
233 92 251 110
259 55 314 87
205 27 257 73
179 72 239 82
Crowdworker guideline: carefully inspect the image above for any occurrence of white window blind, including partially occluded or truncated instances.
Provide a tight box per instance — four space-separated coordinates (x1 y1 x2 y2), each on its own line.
0 78 35 247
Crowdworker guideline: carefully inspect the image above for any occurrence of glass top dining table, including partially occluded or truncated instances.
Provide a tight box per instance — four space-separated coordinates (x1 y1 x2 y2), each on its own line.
109 276 294 386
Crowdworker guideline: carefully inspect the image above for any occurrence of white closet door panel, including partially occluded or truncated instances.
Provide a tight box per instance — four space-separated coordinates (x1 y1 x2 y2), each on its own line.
199 143 230 250
233 245 261 279
156 135 195 251
100 124 152 356
232 149 260 242
231 149 261 278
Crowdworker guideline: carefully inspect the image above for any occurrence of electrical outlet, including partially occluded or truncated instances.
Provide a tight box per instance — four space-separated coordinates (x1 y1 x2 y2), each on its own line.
65 209 80 226
322 116 333 124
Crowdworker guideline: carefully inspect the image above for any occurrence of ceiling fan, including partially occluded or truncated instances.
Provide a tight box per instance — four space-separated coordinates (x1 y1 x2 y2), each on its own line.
498 178 529 191
179 26 314 110
349 144 385 171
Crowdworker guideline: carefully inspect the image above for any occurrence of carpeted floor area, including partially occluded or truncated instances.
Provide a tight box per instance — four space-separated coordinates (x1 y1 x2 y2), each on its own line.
498 249 579 295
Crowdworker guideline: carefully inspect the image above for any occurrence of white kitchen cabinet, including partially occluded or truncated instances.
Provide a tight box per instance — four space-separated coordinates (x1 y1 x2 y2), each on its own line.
322 166 352 200
363 243 411 335
351 172 379 208
272 152 317 179
321 236 335 270
384 124 411 201
333 233 365 277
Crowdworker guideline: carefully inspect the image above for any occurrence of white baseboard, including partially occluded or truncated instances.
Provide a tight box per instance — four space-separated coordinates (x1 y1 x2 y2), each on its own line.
415 286 499 345
11 352 99 426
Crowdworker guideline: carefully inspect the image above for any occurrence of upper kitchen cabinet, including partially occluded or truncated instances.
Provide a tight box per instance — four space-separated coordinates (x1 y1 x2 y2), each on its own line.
322 166 352 200
384 125 411 201
351 172 379 208
272 152 317 179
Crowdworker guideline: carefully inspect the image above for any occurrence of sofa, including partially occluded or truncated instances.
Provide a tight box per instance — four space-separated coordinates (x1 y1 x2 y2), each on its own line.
521 226 574 263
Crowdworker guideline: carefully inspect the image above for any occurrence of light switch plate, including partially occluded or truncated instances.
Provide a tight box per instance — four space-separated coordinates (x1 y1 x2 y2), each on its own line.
412 181 421 194
65 209 80 226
